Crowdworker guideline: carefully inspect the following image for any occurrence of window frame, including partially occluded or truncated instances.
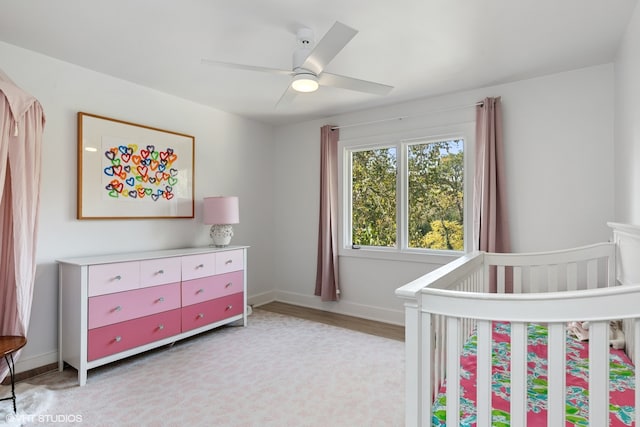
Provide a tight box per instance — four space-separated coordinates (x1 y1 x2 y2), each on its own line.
338 123 475 263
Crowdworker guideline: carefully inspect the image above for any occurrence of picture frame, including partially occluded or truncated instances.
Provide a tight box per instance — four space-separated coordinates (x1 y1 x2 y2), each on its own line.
77 112 195 219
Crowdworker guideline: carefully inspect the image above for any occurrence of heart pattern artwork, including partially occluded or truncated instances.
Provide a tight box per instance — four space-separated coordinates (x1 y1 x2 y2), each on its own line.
103 144 180 201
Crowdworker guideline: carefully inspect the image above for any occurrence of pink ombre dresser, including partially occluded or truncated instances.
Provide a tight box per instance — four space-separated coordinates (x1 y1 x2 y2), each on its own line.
58 246 247 386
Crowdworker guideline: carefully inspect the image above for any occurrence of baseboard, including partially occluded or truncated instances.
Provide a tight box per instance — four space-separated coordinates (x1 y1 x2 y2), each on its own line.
247 290 277 308
273 290 404 326
15 350 58 375
1 351 59 385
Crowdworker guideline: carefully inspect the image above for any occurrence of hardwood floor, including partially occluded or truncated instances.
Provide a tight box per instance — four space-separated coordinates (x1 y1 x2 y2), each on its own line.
258 301 405 341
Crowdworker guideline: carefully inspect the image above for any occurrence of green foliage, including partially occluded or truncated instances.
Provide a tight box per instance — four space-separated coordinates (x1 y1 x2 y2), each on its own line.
422 220 463 250
351 147 397 247
408 140 464 250
351 140 464 250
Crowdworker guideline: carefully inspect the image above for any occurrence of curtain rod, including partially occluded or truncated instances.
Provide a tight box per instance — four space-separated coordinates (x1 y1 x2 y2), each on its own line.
331 101 484 131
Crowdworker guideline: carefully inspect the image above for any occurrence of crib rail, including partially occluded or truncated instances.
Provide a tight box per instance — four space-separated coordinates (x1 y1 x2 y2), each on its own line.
394 241 640 427
485 243 616 293
422 286 640 427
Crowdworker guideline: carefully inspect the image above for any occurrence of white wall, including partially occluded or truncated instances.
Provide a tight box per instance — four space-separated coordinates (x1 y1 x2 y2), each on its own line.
274 64 615 324
0 41 276 373
615 3 640 224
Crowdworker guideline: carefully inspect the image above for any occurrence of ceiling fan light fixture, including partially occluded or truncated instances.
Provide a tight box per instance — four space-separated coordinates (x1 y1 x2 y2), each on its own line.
291 73 319 93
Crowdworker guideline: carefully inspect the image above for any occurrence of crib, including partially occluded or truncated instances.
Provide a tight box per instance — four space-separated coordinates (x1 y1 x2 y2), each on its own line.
395 222 640 426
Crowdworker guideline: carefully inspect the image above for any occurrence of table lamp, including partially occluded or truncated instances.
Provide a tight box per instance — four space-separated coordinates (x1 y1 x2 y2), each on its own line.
203 196 239 247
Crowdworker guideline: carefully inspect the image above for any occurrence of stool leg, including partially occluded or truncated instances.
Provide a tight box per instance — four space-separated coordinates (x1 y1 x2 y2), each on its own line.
4 354 17 413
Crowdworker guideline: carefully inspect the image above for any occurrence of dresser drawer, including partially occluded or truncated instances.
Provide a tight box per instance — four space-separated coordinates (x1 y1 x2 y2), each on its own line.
215 249 244 274
87 309 181 361
181 293 243 332
181 253 216 281
139 257 182 288
88 282 181 329
181 271 243 306
88 261 140 297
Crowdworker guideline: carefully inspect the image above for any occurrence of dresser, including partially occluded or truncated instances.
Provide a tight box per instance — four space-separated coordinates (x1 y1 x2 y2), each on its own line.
58 246 247 386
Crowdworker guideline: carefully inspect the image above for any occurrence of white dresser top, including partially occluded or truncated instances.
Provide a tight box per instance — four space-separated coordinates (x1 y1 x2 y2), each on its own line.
57 245 249 266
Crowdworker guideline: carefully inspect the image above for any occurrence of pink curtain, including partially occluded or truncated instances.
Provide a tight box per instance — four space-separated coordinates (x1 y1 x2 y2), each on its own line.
0 70 45 380
473 97 511 291
315 125 340 301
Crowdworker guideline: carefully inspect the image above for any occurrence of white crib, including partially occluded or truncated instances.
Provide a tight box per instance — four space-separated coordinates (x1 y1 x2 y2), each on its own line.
396 222 640 426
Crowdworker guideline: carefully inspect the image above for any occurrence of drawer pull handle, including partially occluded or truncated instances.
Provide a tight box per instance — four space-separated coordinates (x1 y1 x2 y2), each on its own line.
158 324 164 330
157 297 165 303
197 313 205 319
225 260 233 265
196 264 204 269
196 288 204 294
225 305 233 311
225 282 233 288
115 336 122 343
156 269 164 275
114 305 122 312
113 275 122 281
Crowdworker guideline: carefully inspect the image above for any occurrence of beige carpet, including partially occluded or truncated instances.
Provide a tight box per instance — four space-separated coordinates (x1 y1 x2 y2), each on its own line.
1 309 404 426
0 383 55 426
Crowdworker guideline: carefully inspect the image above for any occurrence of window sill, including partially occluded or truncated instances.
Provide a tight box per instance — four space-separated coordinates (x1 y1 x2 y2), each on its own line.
339 246 462 265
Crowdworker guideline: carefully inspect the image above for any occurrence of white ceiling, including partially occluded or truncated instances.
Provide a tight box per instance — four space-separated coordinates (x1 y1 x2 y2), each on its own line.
0 0 637 125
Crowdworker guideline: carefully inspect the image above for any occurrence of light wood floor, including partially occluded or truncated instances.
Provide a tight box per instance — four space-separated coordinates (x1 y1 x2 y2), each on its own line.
258 301 405 341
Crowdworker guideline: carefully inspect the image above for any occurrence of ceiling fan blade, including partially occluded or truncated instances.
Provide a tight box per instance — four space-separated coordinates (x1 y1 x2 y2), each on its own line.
319 72 393 95
275 85 298 108
301 21 357 75
201 59 292 76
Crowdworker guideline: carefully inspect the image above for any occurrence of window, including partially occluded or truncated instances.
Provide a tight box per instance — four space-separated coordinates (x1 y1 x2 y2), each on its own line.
351 146 397 247
406 140 464 250
342 126 472 257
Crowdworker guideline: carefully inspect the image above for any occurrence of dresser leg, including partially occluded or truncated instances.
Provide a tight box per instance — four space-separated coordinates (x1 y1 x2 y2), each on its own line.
79 369 87 386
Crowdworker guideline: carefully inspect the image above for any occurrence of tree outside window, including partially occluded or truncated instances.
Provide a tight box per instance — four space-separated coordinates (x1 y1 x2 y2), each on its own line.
349 139 464 251
407 139 463 250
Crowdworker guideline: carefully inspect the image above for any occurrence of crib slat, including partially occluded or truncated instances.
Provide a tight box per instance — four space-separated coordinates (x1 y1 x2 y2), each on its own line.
588 321 609 427
497 265 505 293
634 318 640 427
421 313 433 427
513 266 522 293
432 316 438 401
437 316 446 399
586 259 597 289
547 323 565 425
476 320 492 427
484 265 490 292
547 265 558 292
567 263 578 290
511 322 527 426
446 317 460 426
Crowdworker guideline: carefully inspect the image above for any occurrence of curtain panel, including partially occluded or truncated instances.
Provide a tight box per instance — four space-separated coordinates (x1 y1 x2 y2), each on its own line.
0 71 45 380
473 97 511 292
315 125 340 301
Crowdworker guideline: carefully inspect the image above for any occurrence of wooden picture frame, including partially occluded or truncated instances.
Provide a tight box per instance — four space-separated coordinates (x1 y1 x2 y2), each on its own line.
77 112 195 219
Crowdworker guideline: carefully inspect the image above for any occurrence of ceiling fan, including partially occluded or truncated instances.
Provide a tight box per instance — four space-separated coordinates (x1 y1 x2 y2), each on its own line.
201 21 394 106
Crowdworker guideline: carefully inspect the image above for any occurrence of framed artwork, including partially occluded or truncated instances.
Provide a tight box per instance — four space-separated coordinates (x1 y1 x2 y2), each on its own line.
77 112 195 219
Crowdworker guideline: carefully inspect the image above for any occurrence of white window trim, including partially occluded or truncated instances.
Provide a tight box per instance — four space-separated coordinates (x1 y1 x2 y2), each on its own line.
338 123 475 264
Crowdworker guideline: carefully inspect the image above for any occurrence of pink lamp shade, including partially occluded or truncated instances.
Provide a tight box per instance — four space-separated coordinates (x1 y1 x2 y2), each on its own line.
203 196 239 225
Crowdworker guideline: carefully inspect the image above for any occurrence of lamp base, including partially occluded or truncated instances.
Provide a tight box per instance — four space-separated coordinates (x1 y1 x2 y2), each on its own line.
209 224 234 247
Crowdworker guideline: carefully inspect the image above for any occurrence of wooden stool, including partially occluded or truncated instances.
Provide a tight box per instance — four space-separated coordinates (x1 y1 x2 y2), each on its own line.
0 336 27 413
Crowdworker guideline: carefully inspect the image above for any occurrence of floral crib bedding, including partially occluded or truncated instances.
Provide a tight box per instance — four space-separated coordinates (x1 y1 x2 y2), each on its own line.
432 322 635 426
